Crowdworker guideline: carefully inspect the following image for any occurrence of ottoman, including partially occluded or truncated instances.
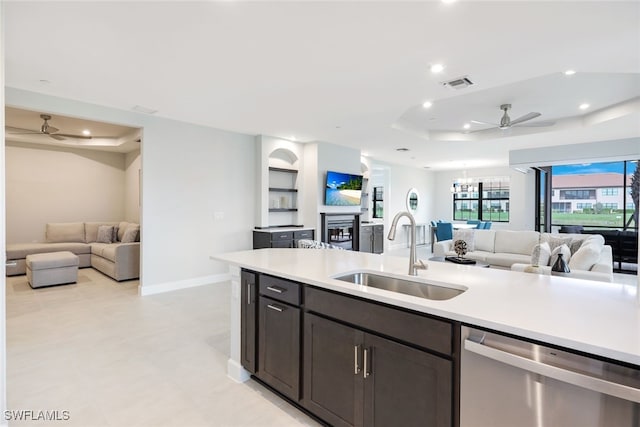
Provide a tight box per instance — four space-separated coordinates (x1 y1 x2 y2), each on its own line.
26 251 79 288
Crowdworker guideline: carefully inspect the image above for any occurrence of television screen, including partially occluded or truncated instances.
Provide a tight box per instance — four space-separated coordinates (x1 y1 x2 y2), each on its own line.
325 171 363 206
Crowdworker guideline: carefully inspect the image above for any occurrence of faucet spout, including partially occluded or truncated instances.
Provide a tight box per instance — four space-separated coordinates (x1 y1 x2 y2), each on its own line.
388 211 426 276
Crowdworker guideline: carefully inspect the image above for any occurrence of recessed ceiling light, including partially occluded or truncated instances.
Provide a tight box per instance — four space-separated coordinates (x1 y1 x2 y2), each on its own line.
463 123 471 130
579 103 590 110
396 148 410 152
82 129 91 136
430 63 445 74
422 101 433 109
564 69 576 76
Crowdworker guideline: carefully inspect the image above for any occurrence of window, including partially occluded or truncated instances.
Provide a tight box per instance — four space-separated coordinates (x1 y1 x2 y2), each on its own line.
372 186 383 219
453 178 509 222
601 188 619 196
601 203 618 210
576 203 592 209
560 189 596 200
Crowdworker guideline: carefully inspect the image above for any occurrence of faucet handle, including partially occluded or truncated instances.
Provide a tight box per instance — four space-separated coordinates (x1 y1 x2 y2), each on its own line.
414 259 428 270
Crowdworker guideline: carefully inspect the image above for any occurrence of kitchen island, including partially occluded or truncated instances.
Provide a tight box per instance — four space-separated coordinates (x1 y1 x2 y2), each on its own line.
212 248 639 426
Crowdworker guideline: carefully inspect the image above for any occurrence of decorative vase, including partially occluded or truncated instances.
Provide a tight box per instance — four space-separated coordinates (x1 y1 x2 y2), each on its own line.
551 253 570 274
454 239 468 259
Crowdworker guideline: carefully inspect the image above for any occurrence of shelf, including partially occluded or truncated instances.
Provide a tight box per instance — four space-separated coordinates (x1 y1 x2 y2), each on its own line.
269 167 298 174
269 208 298 212
269 188 298 192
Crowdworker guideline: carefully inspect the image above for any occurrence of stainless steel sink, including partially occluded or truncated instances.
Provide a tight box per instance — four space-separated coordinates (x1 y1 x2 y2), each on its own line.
333 271 465 301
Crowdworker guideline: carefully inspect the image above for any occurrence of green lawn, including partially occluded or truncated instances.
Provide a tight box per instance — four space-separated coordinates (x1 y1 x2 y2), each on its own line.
553 212 634 227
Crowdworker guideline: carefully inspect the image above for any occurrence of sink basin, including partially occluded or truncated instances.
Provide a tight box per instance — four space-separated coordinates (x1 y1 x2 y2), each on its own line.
333 271 465 301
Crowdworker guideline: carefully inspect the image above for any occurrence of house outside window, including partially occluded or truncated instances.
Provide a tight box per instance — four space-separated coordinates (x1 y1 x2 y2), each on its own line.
453 178 509 222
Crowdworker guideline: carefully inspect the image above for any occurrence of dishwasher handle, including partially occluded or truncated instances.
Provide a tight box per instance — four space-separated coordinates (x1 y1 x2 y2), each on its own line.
464 338 640 403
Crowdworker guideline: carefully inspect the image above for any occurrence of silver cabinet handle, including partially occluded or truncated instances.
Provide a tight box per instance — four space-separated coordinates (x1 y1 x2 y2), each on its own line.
363 348 371 378
354 345 361 375
464 339 640 403
266 285 284 294
267 304 284 312
247 282 252 305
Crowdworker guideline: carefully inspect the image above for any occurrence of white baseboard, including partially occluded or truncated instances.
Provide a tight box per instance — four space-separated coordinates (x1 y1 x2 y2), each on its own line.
227 358 250 383
139 273 230 296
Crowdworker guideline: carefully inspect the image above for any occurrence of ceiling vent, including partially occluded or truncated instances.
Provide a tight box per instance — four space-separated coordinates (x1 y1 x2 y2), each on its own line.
442 76 474 90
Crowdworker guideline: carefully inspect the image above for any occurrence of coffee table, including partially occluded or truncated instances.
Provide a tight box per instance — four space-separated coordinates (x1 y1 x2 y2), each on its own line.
428 256 490 268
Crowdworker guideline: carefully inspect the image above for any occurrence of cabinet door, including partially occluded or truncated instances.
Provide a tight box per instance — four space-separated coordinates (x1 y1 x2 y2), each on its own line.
240 270 257 373
372 225 384 254
359 227 372 253
258 296 300 401
303 313 364 427
363 333 452 427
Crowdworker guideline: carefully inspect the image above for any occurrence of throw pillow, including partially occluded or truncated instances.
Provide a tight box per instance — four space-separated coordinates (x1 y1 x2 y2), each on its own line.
544 235 573 252
452 229 475 252
121 225 140 243
550 244 571 267
568 239 584 255
530 242 551 267
96 225 115 244
568 243 601 271
117 221 130 242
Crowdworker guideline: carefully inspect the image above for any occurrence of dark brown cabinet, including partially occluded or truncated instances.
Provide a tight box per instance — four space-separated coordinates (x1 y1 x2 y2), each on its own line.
240 270 257 373
240 269 459 427
252 228 315 249
256 275 301 401
303 313 452 427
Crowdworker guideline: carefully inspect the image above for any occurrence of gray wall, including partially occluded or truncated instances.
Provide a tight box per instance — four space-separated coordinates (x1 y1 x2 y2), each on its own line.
5 142 127 243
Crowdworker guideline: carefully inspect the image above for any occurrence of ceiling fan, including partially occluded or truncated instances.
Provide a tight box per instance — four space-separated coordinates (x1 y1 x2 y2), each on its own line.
6 114 93 141
470 104 555 131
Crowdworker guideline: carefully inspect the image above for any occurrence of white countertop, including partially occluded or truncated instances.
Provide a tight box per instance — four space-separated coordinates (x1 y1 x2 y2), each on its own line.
212 249 640 366
253 227 314 233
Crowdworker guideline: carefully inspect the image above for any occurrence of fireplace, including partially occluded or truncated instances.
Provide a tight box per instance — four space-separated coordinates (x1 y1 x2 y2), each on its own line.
321 213 361 251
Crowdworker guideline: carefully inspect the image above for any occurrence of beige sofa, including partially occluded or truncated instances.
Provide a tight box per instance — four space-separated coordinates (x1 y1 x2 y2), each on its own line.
433 229 613 282
6 221 140 282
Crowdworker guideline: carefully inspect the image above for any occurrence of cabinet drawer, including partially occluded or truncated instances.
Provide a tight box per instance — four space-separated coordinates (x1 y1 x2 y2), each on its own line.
305 287 452 355
294 229 314 239
271 231 293 242
260 275 301 306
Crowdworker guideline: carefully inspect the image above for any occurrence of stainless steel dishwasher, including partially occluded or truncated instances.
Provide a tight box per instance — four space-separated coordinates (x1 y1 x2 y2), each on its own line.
460 325 640 427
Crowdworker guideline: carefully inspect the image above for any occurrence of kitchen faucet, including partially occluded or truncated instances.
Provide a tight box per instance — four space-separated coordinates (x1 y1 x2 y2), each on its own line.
388 211 427 276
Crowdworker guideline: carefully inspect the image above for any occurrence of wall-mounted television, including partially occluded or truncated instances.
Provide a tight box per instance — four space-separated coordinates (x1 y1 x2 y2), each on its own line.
324 171 363 206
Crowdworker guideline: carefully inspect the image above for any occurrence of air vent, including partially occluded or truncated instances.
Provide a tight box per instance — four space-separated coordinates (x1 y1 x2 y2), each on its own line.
442 76 474 90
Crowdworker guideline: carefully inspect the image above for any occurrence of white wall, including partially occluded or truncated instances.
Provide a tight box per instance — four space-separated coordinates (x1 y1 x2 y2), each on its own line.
370 161 436 251
1 1 8 421
5 87 256 295
5 142 127 243
124 150 141 223
434 166 535 231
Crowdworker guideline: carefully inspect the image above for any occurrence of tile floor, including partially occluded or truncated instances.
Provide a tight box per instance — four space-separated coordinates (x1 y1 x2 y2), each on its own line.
5 268 321 427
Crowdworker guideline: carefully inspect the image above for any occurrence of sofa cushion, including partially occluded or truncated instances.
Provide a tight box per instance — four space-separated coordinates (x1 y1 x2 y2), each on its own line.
474 230 496 252
97 225 116 243
6 242 91 260
484 252 531 268
569 243 602 271
46 222 85 243
117 222 130 241
85 222 120 243
121 225 140 243
453 229 475 252
542 234 573 252
531 242 551 266
494 230 540 256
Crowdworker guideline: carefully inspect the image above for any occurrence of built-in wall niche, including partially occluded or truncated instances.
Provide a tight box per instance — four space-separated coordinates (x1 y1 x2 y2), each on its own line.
360 162 370 221
268 148 300 226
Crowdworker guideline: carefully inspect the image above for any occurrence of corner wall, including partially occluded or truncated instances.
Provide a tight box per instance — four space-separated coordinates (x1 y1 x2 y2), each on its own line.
5 87 256 295
124 150 141 223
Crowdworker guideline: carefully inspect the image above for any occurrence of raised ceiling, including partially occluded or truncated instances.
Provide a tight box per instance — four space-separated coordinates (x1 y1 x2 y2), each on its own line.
3 1 640 169
5 107 141 153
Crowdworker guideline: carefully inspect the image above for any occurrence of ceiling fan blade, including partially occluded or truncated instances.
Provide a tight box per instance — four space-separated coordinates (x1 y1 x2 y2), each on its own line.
48 134 67 141
470 120 499 126
514 120 556 127
467 126 498 133
54 133 92 139
43 126 60 134
5 126 40 134
510 112 541 126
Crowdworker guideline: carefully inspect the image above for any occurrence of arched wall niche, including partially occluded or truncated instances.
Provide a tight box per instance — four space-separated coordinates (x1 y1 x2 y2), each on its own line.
269 147 299 170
